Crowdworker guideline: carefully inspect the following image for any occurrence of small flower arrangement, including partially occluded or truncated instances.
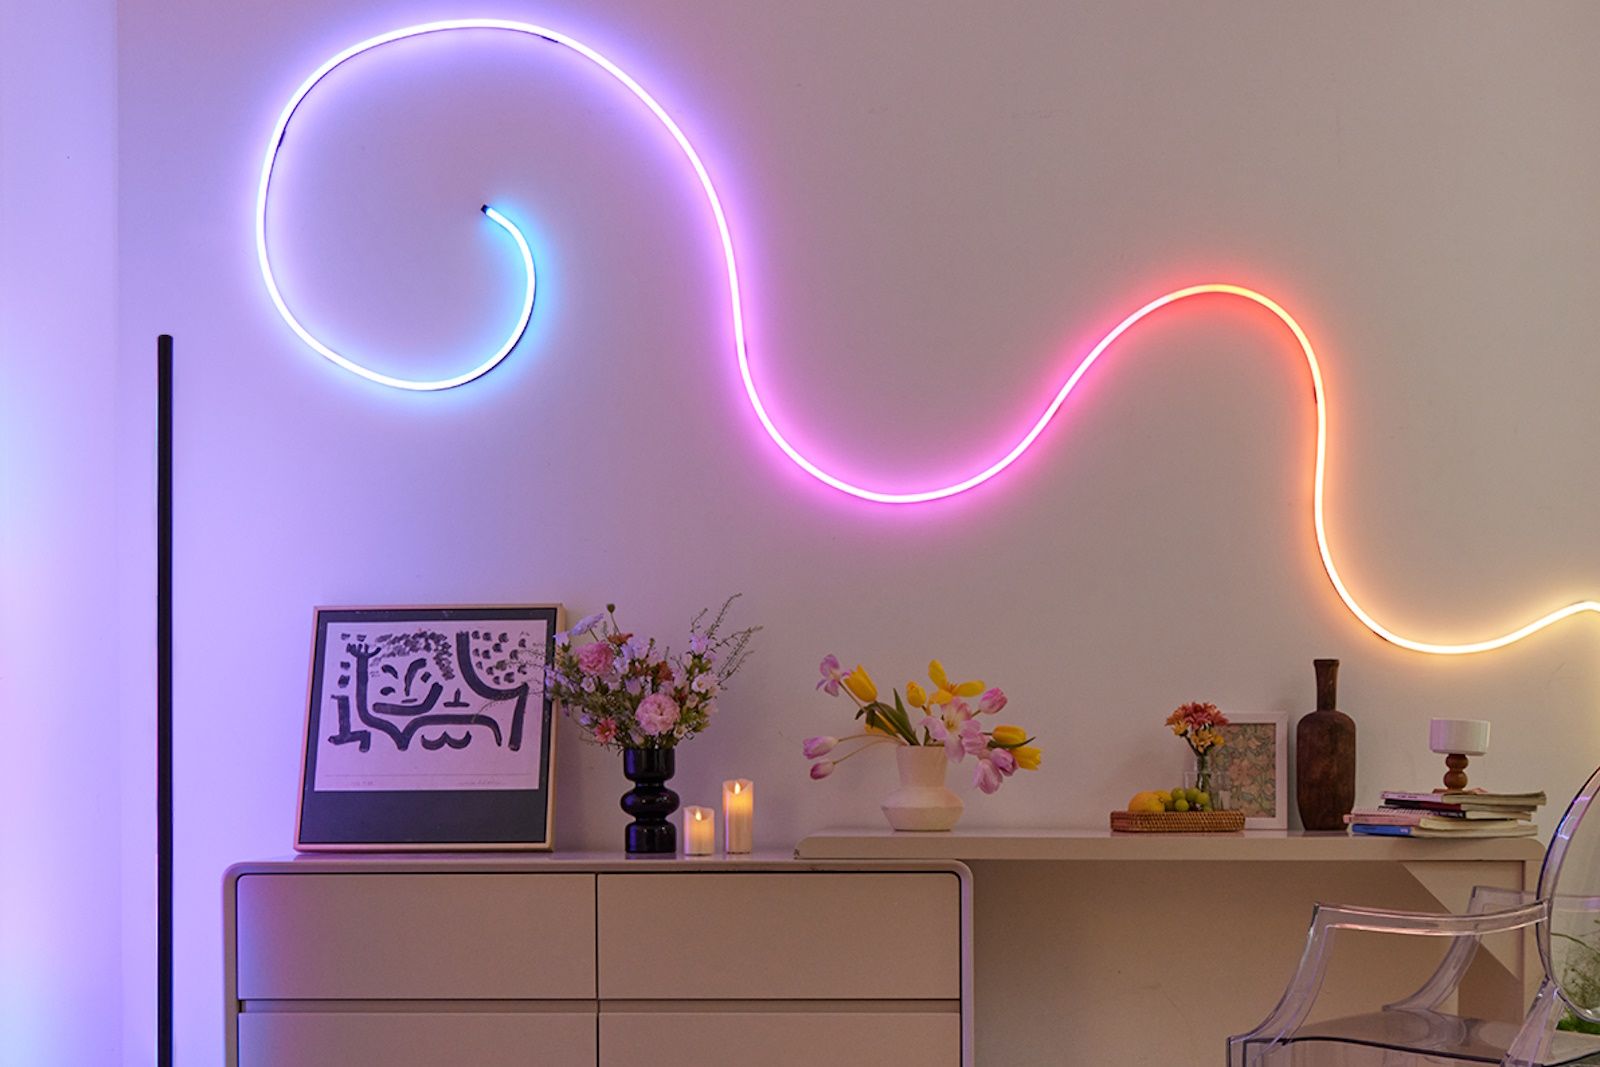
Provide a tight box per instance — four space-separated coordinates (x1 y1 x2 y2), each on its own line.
1167 701 1229 757
544 596 760 751
804 656 1041 794
1167 700 1229 793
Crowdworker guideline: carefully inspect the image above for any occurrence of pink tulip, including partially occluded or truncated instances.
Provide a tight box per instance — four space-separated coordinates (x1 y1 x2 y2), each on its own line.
989 748 1017 776
959 720 989 757
810 760 836 780
803 736 837 759
978 688 1008 715
816 654 846 695
973 758 1004 794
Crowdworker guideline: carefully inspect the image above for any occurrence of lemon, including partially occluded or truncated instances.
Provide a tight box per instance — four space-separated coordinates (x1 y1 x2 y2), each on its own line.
1128 791 1166 814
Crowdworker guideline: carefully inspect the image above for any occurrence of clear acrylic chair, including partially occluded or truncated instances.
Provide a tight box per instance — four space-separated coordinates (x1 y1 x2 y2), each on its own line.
1228 766 1600 1066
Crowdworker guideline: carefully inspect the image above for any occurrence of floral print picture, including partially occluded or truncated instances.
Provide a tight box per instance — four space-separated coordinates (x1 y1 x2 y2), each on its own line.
1211 715 1288 829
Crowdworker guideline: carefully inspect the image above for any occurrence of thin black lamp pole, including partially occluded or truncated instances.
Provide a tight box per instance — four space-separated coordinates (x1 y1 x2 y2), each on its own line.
157 334 174 1067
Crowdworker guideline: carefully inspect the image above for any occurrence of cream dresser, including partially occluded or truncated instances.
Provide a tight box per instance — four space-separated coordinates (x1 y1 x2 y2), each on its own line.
224 855 972 1066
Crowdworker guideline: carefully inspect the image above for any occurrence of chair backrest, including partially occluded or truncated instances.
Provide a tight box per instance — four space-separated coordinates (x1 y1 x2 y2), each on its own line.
1537 764 1600 1021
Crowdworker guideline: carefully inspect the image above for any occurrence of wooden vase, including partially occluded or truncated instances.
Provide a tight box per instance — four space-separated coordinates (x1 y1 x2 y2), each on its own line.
1295 658 1356 831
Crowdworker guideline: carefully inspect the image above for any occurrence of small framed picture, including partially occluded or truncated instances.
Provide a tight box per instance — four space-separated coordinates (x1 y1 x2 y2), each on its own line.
1212 713 1289 830
296 605 563 851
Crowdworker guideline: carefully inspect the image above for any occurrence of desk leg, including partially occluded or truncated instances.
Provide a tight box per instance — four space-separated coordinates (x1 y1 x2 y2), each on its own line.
1399 859 1535 1020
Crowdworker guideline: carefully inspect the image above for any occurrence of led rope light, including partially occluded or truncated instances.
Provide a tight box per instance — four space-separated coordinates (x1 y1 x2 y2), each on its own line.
257 28 538 391
259 21 1600 654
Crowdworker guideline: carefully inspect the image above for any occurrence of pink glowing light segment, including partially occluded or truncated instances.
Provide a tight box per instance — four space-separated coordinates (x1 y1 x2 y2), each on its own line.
259 23 1600 656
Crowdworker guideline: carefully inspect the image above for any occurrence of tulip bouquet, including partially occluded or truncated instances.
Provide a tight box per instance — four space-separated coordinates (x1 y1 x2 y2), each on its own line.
804 657 1041 794
543 597 760 751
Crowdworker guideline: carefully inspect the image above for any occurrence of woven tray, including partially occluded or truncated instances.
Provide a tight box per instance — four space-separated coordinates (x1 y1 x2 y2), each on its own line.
1109 809 1246 833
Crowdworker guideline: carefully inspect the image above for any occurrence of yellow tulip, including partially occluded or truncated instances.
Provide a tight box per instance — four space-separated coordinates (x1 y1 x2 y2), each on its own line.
905 681 928 709
928 659 983 700
991 724 1027 747
842 666 877 704
1013 745 1042 770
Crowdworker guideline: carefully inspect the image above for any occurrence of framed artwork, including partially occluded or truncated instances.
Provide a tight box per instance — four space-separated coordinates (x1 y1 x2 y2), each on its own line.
296 605 563 851
1212 713 1289 830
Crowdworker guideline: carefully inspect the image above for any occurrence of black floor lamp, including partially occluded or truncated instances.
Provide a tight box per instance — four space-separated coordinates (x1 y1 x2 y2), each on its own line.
157 334 174 1067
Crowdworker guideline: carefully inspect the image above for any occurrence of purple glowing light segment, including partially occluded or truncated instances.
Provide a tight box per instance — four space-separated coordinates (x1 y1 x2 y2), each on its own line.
256 25 538 391
258 22 1600 655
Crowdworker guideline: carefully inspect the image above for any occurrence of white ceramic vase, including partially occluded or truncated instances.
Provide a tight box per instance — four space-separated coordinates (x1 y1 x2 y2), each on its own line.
881 745 964 831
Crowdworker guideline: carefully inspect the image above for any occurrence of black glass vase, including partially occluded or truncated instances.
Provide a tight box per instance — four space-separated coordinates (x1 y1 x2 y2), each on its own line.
620 747 679 855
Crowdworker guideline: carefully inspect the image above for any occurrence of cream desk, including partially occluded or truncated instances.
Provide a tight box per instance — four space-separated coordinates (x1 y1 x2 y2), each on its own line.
224 854 972 1067
796 828 1545 1065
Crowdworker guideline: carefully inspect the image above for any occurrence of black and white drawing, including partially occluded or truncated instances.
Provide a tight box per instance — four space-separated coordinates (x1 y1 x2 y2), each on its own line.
313 614 550 790
298 605 562 850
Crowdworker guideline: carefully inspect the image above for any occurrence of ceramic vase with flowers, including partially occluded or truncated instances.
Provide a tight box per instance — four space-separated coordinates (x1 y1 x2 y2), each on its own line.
804 656 1042 831
544 597 760 855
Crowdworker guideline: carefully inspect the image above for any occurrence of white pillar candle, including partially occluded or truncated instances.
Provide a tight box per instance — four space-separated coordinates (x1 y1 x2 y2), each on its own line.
683 806 715 856
722 779 753 854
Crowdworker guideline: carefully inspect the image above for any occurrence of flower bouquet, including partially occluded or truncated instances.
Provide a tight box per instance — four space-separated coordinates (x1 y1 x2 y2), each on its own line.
543 596 759 853
1166 700 1229 796
804 656 1040 830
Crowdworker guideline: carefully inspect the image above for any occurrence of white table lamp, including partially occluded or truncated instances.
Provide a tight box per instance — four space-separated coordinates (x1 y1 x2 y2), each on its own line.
1428 718 1490 792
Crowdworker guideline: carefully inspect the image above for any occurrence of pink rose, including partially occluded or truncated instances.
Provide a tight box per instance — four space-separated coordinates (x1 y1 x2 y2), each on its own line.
636 692 680 736
576 641 615 677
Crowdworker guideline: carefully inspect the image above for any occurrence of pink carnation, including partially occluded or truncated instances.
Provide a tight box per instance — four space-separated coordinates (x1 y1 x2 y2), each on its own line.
636 692 680 736
576 641 616 677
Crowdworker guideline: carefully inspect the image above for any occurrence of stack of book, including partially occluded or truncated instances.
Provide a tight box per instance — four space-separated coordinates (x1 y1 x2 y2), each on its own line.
1346 789 1546 838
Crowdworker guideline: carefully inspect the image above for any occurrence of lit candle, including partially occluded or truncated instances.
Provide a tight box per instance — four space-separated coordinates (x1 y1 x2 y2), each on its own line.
722 778 753 854
684 806 715 856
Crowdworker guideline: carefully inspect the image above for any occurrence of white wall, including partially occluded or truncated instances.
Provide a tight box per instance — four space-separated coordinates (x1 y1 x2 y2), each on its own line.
0 0 124 1063
115 1 1600 1060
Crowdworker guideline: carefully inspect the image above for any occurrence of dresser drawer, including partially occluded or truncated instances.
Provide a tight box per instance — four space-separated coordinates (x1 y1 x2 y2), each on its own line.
597 872 960 999
235 874 596 999
599 1010 960 1066
239 1010 596 1067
